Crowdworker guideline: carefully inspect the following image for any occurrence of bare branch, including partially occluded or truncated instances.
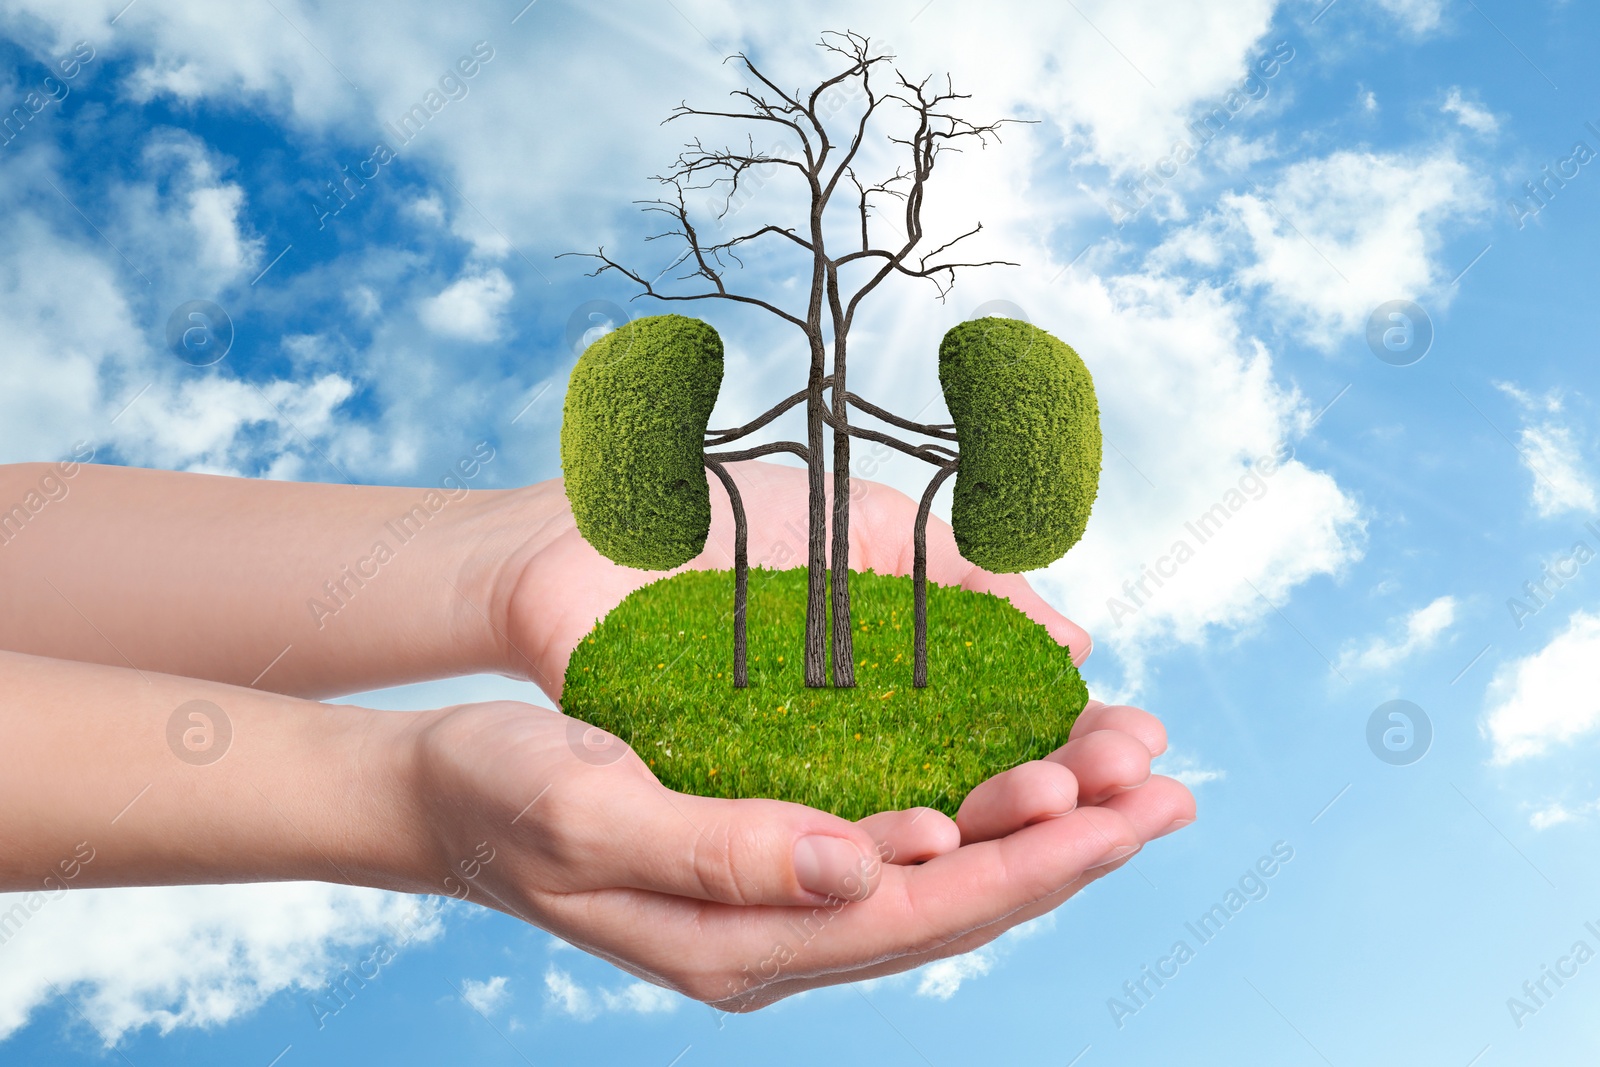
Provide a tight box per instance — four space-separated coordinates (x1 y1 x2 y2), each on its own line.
555 242 808 331
813 401 953 465
703 223 814 258
705 441 811 464
843 422 956 465
817 42 891 204
705 386 812 445
667 101 809 145
845 392 958 441
829 69 1035 323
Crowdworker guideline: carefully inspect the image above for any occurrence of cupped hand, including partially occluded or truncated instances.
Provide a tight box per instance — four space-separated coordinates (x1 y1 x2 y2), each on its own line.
407 697 1194 1011
494 461 1093 702
462 463 1194 1008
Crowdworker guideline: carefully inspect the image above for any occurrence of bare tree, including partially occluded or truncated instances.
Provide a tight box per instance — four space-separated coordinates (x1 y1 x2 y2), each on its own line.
561 30 1024 688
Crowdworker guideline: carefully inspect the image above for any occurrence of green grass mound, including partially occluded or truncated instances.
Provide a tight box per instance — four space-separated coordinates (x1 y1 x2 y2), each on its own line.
562 567 1088 820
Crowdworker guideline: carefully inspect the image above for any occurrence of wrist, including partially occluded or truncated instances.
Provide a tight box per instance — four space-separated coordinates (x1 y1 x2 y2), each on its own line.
331 704 454 896
449 479 572 687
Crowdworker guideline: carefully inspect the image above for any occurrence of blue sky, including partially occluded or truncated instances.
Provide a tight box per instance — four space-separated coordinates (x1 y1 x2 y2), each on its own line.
3 0 1600 1062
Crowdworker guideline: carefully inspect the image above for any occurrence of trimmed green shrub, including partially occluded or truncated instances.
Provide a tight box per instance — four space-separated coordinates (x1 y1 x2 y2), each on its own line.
938 317 1101 572
560 314 724 569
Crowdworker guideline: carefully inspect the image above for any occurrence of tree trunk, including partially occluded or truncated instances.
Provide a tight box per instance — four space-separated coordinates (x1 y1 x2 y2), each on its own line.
803 180 831 689
828 340 856 688
914 463 957 688
803 355 828 687
705 459 748 687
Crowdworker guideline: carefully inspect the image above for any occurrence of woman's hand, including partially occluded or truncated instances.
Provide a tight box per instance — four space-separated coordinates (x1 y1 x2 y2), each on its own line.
407 696 1193 1011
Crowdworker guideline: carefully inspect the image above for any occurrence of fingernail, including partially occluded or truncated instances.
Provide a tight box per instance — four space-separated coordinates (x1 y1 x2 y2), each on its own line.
1159 817 1195 837
794 835 870 899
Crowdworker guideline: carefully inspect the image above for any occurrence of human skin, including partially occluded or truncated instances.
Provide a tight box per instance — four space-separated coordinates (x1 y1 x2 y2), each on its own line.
0 459 1194 1008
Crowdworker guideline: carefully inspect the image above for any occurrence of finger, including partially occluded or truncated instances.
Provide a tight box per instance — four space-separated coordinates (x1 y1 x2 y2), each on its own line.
954 759 1079 845
532 803 1144 1007
855 807 962 865
1094 775 1196 839
699 804 1142 1003
777 804 1141 974
1045 728 1152 805
958 569 1094 666
580 781 889 908
1069 701 1168 757
714 781 1188 1010
930 778 1192 955
711 861 1125 1013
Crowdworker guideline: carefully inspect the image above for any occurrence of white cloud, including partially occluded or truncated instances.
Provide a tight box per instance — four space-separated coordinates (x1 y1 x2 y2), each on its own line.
114 373 356 477
1441 87 1498 134
1021 271 1364 689
902 912 1059 1000
542 967 593 1020
460 975 510 1015
1495 382 1598 518
0 884 441 1046
405 193 447 225
916 952 994 1000
1529 800 1596 830
1157 148 1492 347
112 129 265 289
0 206 362 477
418 268 514 342
542 966 679 1021
1483 610 1600 763
1520 422 1599 517
1374 0 1447 33
1338 595 1457 673
1153 751 1227 787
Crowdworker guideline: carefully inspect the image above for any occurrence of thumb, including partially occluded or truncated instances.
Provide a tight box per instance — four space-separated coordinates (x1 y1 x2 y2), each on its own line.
596 785 888 907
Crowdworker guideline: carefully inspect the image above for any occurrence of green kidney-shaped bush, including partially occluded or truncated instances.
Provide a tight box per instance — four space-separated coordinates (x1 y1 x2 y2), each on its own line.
560 313 724 569
938 317 1101 572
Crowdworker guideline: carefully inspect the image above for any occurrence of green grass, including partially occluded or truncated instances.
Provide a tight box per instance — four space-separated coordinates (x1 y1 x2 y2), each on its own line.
562 567 1088 820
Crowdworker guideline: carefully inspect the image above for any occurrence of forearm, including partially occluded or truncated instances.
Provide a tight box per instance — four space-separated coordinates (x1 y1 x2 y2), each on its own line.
0 460 564 698
0 648 440 894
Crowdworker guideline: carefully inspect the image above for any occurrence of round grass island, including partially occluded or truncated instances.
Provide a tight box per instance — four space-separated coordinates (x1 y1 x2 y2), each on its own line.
561 567 1089 821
